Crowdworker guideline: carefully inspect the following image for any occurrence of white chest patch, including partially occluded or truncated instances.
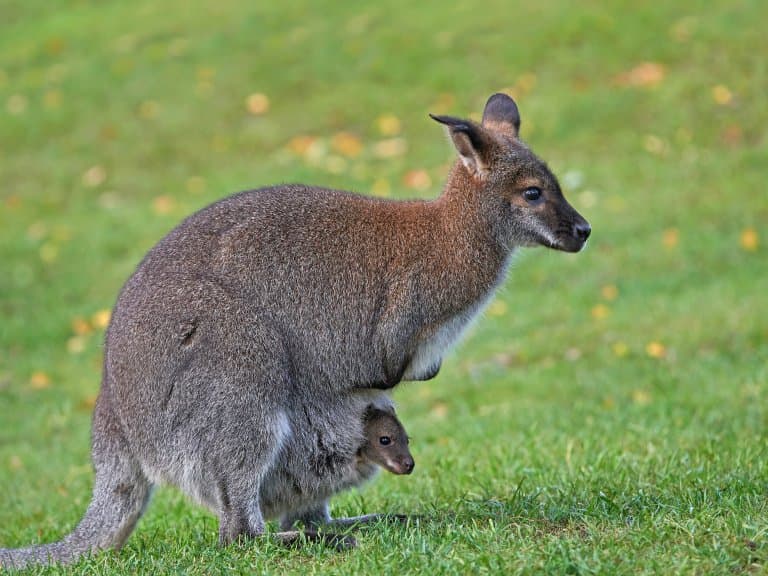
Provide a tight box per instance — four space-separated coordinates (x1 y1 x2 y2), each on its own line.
403 295 494 381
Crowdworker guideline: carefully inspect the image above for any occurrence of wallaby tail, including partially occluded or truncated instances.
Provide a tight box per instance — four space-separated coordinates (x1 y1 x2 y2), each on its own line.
0 390 152 570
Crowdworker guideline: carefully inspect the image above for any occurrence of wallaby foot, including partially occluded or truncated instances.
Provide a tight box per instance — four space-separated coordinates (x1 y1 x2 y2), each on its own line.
329 512 411 528
274 530 356 551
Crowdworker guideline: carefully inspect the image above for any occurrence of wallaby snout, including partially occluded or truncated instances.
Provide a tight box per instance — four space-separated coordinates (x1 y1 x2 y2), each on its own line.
388 456 415 475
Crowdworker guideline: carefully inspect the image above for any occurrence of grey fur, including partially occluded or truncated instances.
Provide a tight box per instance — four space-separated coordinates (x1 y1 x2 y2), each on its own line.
0 93 589 569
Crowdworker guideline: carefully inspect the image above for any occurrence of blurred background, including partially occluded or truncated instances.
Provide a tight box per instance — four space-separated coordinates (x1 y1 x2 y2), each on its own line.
0 0 766 572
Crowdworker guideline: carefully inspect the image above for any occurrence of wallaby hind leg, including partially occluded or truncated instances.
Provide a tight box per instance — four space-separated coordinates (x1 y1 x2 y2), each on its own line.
215 410 290 546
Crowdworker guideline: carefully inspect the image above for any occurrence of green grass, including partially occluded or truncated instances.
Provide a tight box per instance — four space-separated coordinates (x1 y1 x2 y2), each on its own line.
1 0 766 574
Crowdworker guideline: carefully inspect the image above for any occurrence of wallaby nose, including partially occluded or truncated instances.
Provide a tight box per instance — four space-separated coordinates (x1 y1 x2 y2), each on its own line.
575 222 591 242
403 458 415 474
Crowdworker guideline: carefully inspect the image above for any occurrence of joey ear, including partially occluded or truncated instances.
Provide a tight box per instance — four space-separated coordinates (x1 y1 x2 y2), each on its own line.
363 405 386 423
429 113 493 179
482 93 520 138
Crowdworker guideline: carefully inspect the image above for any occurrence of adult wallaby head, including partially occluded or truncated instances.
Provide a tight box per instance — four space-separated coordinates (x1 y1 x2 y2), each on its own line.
431 93 590 253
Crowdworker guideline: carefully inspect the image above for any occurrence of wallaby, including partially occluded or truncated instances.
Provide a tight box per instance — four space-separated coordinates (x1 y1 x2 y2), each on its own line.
0 93 589 569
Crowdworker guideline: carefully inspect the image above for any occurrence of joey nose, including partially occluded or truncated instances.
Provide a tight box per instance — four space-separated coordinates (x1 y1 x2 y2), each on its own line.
403 458 415 474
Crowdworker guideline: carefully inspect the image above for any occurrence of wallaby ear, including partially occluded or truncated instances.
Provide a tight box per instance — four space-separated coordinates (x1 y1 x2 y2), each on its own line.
482 93 520 138
429 113 493 179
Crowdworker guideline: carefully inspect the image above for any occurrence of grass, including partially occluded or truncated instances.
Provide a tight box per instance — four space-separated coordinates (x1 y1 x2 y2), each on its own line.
1 0 766 574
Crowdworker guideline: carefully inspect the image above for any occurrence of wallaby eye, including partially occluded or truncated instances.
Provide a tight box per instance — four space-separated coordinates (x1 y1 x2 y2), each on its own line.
523 187 542 202
379 436 391 446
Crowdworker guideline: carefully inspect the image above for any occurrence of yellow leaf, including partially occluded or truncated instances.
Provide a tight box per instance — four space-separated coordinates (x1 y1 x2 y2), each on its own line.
138 100 159 119
403 169 432 191
245 92 269 115
371 178 391 197
612 342 629 357
29 371 51 389
591 304 610 320
487 300 508 317
740 228 758 251
330 132 363 158
6 94 28 115
376 114 402 136
662 228 679 248
373 137 407 159
152 195 175 215
287 135 316 156
82 165 107 187
430 401 449 419
601 284 619 301
71 317 92 336
67 336 86 354
92 309 111 329
615 62 666 88
43 90 62 109
631 389 652 406
646 341 666 359
712 84 733 106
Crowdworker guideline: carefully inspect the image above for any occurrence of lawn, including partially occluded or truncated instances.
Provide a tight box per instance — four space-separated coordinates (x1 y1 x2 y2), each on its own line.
1 1 766 574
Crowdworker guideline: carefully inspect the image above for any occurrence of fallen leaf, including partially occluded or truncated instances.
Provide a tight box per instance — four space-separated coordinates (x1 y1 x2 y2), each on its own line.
245 92 270 115
324 155 347 174
591 304 610 320
565 348 582 361
430 401 449 419
712 84 733 106
39 242 59 263
287 135 317 156
331 132 363 158
662 228 679 248
92 309 111 329
82 165 107 187
29 371 51 389
67 336 86 354
376 114 402 136
373 137 407 158
43 90 62 109
615 62 666 88
138 100 159 119
643 134 667 155
601 284 619 301
371 178 391 197
740 228 758 251
632 389 652 405
646 341 666 359
71 317 92 336
487 300 507 317
612 342 629 357
152 195 175 214
6 94 28 115
403 169 431 191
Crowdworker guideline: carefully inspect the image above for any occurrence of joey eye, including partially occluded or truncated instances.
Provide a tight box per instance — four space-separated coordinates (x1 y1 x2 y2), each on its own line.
523 187 542 202
379 436 391 446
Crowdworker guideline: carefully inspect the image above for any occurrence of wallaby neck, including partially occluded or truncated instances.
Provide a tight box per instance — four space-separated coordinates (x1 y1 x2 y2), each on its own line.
434 161 510 259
